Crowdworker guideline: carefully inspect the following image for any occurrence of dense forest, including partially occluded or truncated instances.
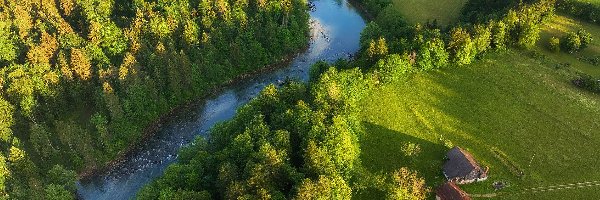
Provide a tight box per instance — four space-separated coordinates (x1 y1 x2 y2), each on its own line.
0 0 309 198
139 0 559 199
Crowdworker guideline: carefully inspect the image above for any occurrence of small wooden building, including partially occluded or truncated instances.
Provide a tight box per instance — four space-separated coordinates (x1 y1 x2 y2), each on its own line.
436 182 471 200
443 147 487 184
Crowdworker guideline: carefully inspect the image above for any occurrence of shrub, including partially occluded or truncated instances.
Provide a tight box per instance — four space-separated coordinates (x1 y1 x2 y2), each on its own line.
374 54 412 83
429 38 449 68
448 27 476 65
556 0 600 25
573 74 600 93
366 37 389 60
562 31 581 53
491 20 508 49
473 24 492 54
577 28 593 49
549 37 560 52
516 20 540 49
386 167 429 200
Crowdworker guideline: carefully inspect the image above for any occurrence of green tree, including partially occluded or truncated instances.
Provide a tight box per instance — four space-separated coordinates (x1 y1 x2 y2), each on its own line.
577 28 593 49
374 54 412 83
91 113 112 152
183 19 200 45
548 37 560 52
516 20 540 49
491 21 508 49
0 21 17 63
367 38 389 61
295 175 352 200
473 24 492 54
0 97 14 142
0 154 9 197
562 31 581 53
448 27 476 65
386 168 429 200
47 165 77 192
44 184 74 200
29 123 55 160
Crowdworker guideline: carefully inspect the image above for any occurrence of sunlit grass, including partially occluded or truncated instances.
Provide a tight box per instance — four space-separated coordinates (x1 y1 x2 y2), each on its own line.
537 15 600 77
358 50 600 199
391 0 468 26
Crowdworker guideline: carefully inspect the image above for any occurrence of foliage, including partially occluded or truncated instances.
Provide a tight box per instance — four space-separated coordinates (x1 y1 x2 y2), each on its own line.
563 31 583 52
556 0 600 25
367 38 389 61
138 72 366 198
0 0 310 198
573 74 600 93
448 27 476 65
295 175 352 199
417 38 449 70
354 0 553 69
373 54 412 83
385 168 429 200
472 24 492 54
0 21 17 64
44 184 74 200
549 36 561 52
0 97 14 142
491 20 509 49
558 28 594 53
577 28 594 48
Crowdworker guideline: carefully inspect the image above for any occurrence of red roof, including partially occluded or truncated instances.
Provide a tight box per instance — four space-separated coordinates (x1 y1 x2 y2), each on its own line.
436 182 471 200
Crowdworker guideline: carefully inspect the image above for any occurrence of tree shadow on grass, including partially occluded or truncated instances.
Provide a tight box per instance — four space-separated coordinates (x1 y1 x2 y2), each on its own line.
359 121 448 187
421 53 600 193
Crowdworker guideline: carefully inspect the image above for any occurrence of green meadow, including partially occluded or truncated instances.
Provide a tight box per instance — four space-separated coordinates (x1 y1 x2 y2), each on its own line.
359 50 600 199
391 0 468 26
538 15 600 77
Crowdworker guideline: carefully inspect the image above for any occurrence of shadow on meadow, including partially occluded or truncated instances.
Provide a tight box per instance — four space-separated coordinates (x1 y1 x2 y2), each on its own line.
360 121 448 186
421 52 600 195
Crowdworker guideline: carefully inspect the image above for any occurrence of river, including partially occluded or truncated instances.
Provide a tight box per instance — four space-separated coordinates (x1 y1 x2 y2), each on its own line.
76 0 366 199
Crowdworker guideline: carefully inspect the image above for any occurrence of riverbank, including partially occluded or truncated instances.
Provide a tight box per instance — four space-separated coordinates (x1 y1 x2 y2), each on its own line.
76 0 366 197
347 0 376 21
78 43 310 180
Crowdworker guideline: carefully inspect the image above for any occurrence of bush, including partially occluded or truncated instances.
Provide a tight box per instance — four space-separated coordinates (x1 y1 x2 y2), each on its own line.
577 28 593 48
386 167 429 200
491 21 508 49
573 74 600 93
473 24 492 54
448 27 476 65
556 0 600 25
549 37 560 52
562 31 581 53
374 54 412 83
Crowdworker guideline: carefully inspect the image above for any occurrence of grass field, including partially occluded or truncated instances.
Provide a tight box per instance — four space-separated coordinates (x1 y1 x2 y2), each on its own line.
538 15 600 77
391 0 468 26
358 50 600 199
